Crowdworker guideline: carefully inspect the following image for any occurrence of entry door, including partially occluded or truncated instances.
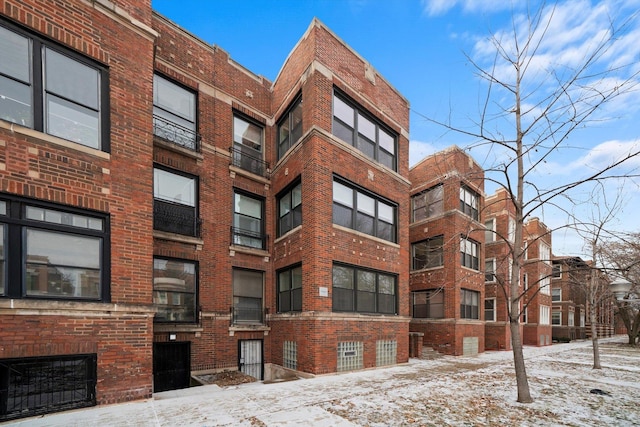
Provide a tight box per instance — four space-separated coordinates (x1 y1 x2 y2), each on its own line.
239 340 263 380
153 342 191 393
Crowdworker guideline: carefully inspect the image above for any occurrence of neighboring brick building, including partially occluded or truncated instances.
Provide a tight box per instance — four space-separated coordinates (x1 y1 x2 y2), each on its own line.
0 0 410 420
408 146 485 356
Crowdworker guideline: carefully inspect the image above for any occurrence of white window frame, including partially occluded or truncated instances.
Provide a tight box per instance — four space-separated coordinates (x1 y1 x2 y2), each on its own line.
484 298 497 322
540 305 550 325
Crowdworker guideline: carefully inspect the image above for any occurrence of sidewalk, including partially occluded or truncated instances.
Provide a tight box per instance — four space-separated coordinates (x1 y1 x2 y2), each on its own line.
3 337 639 426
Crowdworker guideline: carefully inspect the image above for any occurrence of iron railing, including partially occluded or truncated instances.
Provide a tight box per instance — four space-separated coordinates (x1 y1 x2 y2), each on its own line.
153 114 201 152
154 200 201 237
230 226 267 250
229 146 270 178
230 306 268 325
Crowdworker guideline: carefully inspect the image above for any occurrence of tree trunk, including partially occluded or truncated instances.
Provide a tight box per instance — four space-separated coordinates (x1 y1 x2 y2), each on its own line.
509 318 533 402
590 307 601 369
589 240 601 369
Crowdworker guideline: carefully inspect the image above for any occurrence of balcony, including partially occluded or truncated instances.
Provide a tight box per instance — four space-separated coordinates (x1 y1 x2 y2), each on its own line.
153 114 201 152
230 306 267 325
230 145 270 178
230 226 267 250
154 200 201 237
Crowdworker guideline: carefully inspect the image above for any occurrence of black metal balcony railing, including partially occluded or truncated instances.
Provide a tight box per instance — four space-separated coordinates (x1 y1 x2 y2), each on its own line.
154 200 201 237
230 226 267 250
229 146 270 178
230 306 267 325
153 114 201 152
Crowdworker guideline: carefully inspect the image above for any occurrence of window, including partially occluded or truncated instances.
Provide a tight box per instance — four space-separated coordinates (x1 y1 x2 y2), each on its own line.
540 305 550 325
508 217 516 242
412 185 443 222
552 310 561 325
232 114 265 176
277 95 303 159
521 307 528 324
0 195 109 301
278 264 302 313
552 264 562 278
277 181 302 236
412 289 444 318
332 178 397 243
283 341 297 370
459 185 479 220
153 167 199 237
460 237 479 270
233 191 265 249
152 74 198 150
539 242 551 264
568 312 575 327
0 22 109 150
485 219 495 242
485 258 496 282
153 258 197 323
460 289 479 319
552 287 561 302
333 92 397 170
232 269 264 324
332 264 396 314
485 298 496 321
580 312 585 327
411 236 443 270
539 274 551 295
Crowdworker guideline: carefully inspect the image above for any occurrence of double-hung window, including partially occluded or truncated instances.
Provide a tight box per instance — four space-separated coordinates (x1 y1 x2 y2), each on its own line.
153 74 197 150
332 178 397 243
0 196 109 301
460 237 479 270
412 185 443 222
460 289 479 319
232 268 264 324
485 219 496 242
277 95 303 160
233 191 265 249
277 180 302 236
412 289 444 318
0 21 108 150
552 287 561 302
485 298 496 321
277 264 302 313
485 258 496 282
411 236 444 270
153 257 197 323
233 114 265 176
459 185 479 220
552 310 561 325
332 92 397 170
552 264 562 278
153 166 199 237
332 264 396 314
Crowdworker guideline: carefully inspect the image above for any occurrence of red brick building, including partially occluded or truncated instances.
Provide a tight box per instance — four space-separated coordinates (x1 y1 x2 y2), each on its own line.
0 0 411 420
408 146 485 355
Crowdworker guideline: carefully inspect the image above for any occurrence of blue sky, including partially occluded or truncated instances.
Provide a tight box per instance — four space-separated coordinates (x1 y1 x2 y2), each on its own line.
152 0 640 258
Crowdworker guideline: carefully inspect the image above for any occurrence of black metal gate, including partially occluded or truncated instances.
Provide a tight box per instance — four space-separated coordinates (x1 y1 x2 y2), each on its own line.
153 342 191 393
0 354 97 422
239 339 263 380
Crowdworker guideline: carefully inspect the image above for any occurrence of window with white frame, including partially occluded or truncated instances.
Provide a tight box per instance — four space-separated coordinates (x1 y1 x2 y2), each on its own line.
460 237 479 270
568 311 575 327
552 310 561 325
332 91 397 170
552 287 561 302
459 185 479 220
539 274 551 295
539 242 551 264
485 298 496 321
552 264 562 278
508 217 516 242
0 21 109 150
485 219 496 242
485 258 496 282
540 305 550 325
412 236 444 270
412 185 443 222
521 307 528 323
580 312 585 327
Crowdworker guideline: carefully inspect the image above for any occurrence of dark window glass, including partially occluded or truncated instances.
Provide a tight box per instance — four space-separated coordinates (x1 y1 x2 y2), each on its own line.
460 237 479 270
277 96 303 159
233 115 265 176
153 167 199 237
461 289 479 319
485 298 495 321
277 181 302 236
411 236 444 270
459 185 479 221
153 258 197 323
412 289 444 318
0 22 108 150
232 269 264 324
485 259 496 282
332 92 397 171
278 264 302 313
412 185 443 222
332 264 397 315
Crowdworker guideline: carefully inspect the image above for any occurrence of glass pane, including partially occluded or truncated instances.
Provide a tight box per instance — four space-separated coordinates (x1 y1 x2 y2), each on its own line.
234 116 262 151
0 224 4 295
279 270 290 292
290 101 303 143
357 193 375 215
279 195 291 216
378 202 394 223
379 150 394 169
25 264 100 298
333 119 354 145
153 258 196 293
357 270 375 291
379 129 395 154
46 95 99 148
153 74 195 121
333 181 353 207
0 75 32 127
0 26 31 82
379 275 394 294
45 48 98 109
292 183 302 207
357 291 375 312
0 201 5 215
25 206 103 231
292 266 302 289
357 135 375 158
154 169 195 207
27 229 100 269
333 96 353 126
333 204 353 228
377 220 393 241
235 193 262 219
332 265 353 289
357 113 375 140
233 269 263 298
356 212 374 235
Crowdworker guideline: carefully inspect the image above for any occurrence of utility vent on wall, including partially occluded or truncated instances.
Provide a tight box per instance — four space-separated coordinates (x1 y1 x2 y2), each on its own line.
462 337 479 356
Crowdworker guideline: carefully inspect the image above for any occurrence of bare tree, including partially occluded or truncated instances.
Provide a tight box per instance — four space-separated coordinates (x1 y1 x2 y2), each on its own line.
423 2 640 402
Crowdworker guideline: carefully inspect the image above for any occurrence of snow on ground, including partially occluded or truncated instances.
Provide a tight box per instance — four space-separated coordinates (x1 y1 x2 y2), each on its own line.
6 336 639 427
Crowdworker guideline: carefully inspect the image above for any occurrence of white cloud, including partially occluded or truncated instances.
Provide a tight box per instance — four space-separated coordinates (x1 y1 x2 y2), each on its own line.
421 0 523 16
